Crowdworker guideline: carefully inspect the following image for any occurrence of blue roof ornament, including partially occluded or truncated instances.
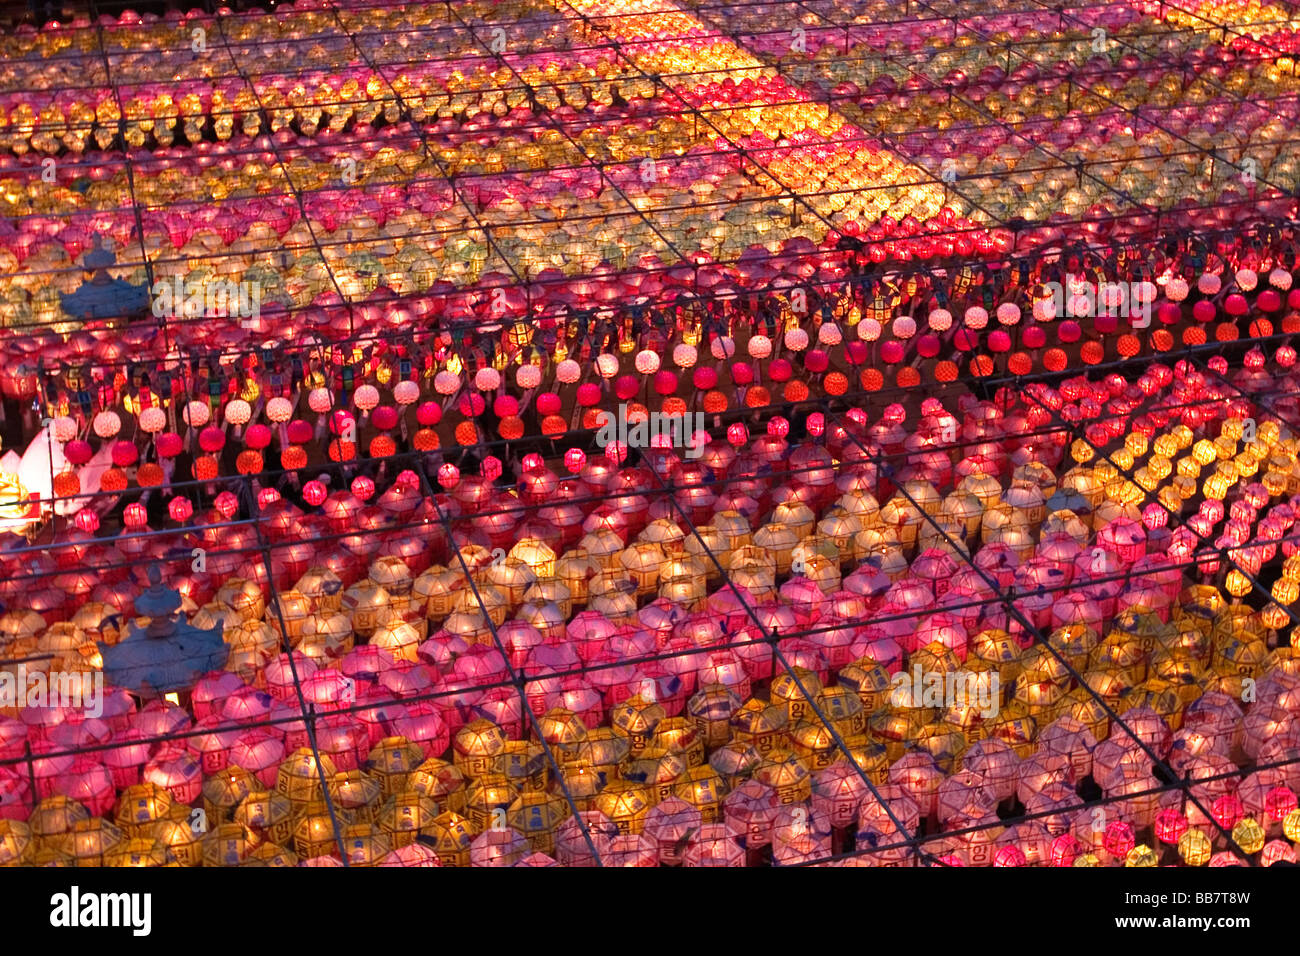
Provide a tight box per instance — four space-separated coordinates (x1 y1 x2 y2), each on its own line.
99 565 229 699
58 236 151 322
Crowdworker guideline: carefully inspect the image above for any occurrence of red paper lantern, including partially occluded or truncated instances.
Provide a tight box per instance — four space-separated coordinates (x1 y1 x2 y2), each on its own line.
287 420 312 444
236 451 263 474
156 433 182 458
457 393 487 417
123 503 148 528
614 375 638 401
245 424 272 450
65 440 93 465
111 443 138 467
329 439 358 461
352 477 376 501
653 370 678 395
198 427 226 453
303 481 328 507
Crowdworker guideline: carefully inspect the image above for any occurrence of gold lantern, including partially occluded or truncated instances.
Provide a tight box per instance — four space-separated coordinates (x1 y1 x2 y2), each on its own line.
407 758 468 813
414 566 462 623
203 822 263 867
371 619 422 663
684 526 733 577
497 740 549 791
731 699 790 757
343 581 392 638
482 558 537 610
770 667 824 724
154 809 203 867
524 578 572 619
510 538 557 579
653 717 707 768
640 518 686 555
816 686 867 738
752 522 800 575
555 550 601 606
276 590 314 646
453 720 508 778
203 767 257 825
29 797 90 854
216 577 266 622
105 838 170 868
838 657 894 715
428 812 478 868
115 783 174 840
674 765 727 822
789 719 840 771
297 612 354 665
620 542 667 596
611 695 667 755
594 780 655 835
624 748 689 804
0 821 32 866
296 567 345 613
275 749 337 806
465 775 520 834
508 791 568 854
754 749 813 805
367 738 426 798
234 789 295 847
327 770 386 824
339 823 392 866
376 792 440 848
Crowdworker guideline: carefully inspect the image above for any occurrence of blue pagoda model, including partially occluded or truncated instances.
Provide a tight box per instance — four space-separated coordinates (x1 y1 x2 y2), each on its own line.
58 237 151 322
99 565 229 699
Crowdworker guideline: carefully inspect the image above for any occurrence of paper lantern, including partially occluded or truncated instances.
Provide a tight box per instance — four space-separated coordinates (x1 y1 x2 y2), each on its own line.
224 400 252 427
516 365 542 389
93 411 121 438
